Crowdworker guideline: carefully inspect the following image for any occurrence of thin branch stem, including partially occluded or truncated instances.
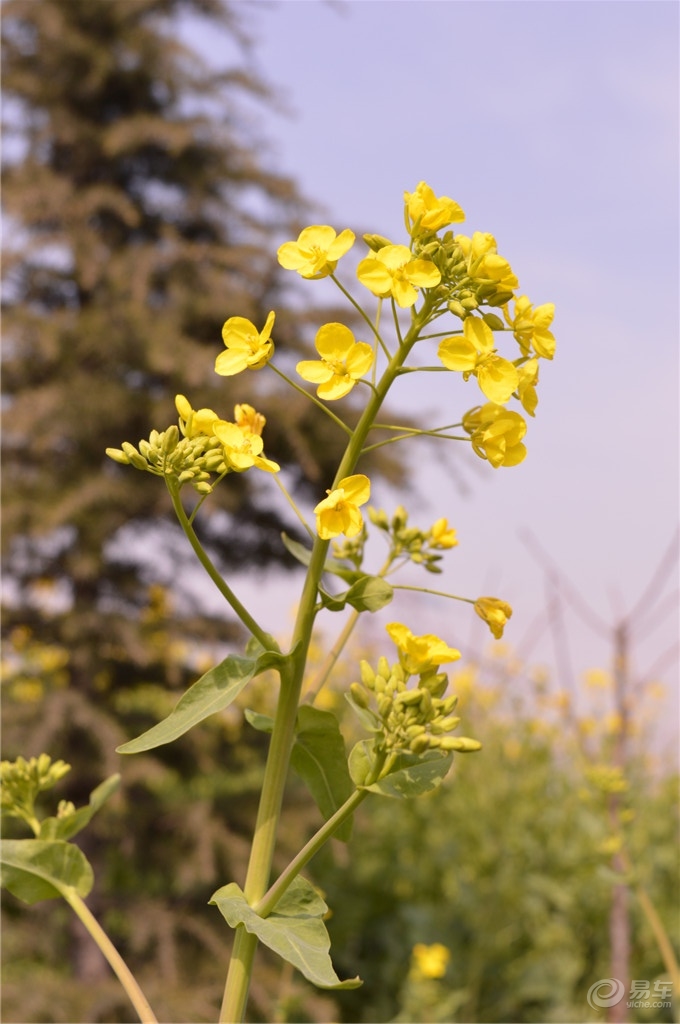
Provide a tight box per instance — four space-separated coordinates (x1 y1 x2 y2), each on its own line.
168 483 277 653
63 890 158 1024
269 364 353 436
274 476 315 541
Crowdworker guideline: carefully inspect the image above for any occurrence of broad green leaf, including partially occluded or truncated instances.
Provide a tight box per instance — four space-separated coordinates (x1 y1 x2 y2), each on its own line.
349 741 453 797
244 708 274 733
345 576 393 612
210 876 361 990
1 839 93 904
117 650 286 754
290 707 354 842
281 533 362 584
39 773 121 841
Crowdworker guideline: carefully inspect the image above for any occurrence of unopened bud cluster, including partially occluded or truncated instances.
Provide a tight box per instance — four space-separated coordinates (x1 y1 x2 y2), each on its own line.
1 754 71 823
368 506 457 574
106 426 225 495
411 230 515 314
350 658 480 756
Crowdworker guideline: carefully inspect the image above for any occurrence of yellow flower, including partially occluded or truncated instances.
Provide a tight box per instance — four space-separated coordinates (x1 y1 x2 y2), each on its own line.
404 181 465 234
234 403 265 436
357 244 441 308
296 323 374 400
516 358 539 416
429 518 458 549
474 597 513 638
504 296 556 359
386 622 460 675
215 311 275 376
411 943 450 980
456 231 518 292
212 420 280 474
463 403 527 468
277 225 355 279
314 474 371 540
175 394 220 438
438 318 519 405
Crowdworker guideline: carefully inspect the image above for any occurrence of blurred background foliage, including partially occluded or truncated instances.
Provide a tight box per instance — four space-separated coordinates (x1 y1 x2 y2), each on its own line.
1 1 677 1022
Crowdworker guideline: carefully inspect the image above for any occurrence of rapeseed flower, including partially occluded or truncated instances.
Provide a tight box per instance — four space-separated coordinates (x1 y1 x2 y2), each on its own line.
428 518 458 549
386 622 460 675
456 231 518 293
404 181 465 235
463 403 527 468
314 474 370 540
474 596 513 638
175 394 220 438
215 311 275 376
438 318 519 405
212 420 279 474
234 403 265 436
504 296 556 359
357 244 441 308
411 943 451 980
277 225 355 279
296 323 374 400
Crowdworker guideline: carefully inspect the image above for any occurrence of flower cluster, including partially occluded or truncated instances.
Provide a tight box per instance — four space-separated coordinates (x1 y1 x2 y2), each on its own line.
349 625 481 756
1 754 71 827
106 395 278 493
368 505 458 573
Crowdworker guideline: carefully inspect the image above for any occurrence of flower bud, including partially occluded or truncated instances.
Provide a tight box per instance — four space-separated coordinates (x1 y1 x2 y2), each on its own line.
486 288 515 307
121 442 149 471
438 736 482 752
363 233 392 252
162 425 179 453
482 312 505 331
178 470 195 483
360 660 376 688
394 688 425 707
410 734 431 755
368 507 390 530
194 482 213 495
448 300 466 319
460 296 479 311
350 682 370 709
391 506 408 531
377 694 393 719
435 715 461 732
106 447 130 465
377 656 391 680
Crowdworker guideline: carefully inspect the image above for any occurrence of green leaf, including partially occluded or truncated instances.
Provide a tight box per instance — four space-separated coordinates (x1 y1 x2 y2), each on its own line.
291 707 354 842
344 693 382 733
117 650 287 754
345 576 393 612
281 533 362 584
39 773 121 841
1 839 94 904
210 876 361 990
243 708 275 734
349 741 453 798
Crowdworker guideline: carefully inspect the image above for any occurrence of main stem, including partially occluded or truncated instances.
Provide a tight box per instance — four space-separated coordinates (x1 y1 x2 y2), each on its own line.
219 306 431 1022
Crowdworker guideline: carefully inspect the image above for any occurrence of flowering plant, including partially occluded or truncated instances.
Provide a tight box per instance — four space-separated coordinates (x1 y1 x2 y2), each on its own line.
1 182 555 1022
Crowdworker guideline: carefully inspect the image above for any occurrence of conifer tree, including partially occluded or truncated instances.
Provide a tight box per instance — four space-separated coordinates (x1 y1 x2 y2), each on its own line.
0 2 373 1017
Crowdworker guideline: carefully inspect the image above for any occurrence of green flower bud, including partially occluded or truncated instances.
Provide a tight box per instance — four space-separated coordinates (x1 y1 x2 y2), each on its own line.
482 312 505 331
391 506 408 531
377 695 393 719
162 425 179 453
440 695 459 715
410 734 431 754
431 715 461 733
121 442 149 471
377 656 391 680
448 300 466 319
350 682 370 709
177 470 195 483
405 724 426 740
105 447 131 465
420 671 448 698
360 660 376 688
460 296 479 311
394 688 425 708
363 233 392 252
486 288 515 307
194 482 213 495
438 736 482 752
374 674 387 694
368 507 390 530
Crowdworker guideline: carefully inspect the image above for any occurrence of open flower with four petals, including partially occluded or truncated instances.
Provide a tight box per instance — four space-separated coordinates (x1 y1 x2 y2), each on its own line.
386 622 461 675
438 317 519 405
215 312 275 376
357 244 441 308
277 225 355 279
296 323 374 400
404 181 465 235
212 420 280 474
462 403 527 469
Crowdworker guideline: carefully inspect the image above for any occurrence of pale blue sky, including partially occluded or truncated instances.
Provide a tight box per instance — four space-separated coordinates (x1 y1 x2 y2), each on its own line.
183 1 679 741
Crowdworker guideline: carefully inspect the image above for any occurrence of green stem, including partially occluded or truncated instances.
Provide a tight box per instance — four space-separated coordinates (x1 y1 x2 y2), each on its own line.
168 483 277 653
393 584 474 603
269 363 353 436
219 300 434 1022
274 475 315 541
63 890 158 1024
254 788 369 919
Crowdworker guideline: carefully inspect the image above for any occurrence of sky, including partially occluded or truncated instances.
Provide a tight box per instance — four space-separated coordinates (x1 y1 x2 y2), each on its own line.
182 1 679 747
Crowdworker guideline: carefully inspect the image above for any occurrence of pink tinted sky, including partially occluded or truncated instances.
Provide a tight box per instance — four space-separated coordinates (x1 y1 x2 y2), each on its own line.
181 1 679 747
